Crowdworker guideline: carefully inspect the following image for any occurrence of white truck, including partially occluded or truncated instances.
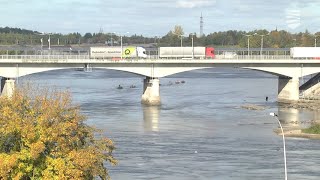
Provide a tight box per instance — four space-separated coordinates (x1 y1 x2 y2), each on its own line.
223 51 237 59
158 47 215 59
290 47 320 59
89 46 147 59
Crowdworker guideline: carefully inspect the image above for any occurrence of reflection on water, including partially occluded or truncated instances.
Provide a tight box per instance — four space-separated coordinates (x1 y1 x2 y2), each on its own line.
311 111 320 125
142 105 160 132
278 108 300 129
277 107 320 130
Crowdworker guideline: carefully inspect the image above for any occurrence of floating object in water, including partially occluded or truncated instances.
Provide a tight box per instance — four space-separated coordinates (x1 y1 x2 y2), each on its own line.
181 80 185 83
130 85 136 88
117 85 123 89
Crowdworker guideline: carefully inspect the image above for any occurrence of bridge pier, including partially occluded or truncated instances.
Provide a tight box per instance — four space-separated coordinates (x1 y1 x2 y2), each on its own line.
1 78 15 97
278 76 299 101
141 77 161 106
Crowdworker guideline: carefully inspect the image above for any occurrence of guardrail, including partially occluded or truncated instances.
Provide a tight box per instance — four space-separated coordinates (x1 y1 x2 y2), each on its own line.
0 54 307 61
0 55 90 59
215 55 292 60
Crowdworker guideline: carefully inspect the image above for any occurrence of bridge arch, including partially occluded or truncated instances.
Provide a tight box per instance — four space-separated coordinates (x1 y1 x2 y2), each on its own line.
0 65 209 79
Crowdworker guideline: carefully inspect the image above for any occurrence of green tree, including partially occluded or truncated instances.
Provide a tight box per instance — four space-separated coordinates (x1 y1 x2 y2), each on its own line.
0 87 117 180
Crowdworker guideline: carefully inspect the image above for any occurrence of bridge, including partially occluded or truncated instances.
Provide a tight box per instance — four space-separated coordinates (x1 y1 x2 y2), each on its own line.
1 55 320 105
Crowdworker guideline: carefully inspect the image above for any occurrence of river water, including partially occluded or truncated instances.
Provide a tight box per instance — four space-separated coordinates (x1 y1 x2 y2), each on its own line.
19 68 320 180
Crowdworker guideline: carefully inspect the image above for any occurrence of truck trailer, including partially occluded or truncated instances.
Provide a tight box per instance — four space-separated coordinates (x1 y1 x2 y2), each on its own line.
159 47 215 59
290 47 320 59
90 46 147 59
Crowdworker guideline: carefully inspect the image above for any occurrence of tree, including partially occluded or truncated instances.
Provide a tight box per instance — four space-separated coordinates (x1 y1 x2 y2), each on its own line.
0 87 117 180
172 25 184 36
301 30 314 47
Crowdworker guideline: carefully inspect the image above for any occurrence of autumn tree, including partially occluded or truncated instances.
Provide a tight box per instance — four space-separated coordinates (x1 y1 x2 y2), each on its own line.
0 87 117 180
301 30 315 47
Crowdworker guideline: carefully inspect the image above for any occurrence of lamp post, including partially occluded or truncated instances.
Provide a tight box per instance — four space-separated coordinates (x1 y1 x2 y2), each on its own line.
154 36 158 46
314 35 319 47
48 33 51 50
38 32 53 50
40 38 43 55
119 32 129 59
255 33 269 58
244 34 252 57
111 33 113 46
190 33 195 59
172 32 184 47
293 39 297 47
270 112 288 180
120 35 123 59
111 32 116 46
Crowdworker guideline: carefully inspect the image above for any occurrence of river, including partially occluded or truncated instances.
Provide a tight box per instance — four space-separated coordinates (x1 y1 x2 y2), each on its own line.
19 67 320 180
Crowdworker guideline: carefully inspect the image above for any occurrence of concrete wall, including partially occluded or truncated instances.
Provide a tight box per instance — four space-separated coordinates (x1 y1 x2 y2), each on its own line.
141 77 161 106
278 76 299 101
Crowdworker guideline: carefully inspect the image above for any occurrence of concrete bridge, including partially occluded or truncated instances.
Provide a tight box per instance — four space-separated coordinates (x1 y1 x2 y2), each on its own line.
1 55 320 105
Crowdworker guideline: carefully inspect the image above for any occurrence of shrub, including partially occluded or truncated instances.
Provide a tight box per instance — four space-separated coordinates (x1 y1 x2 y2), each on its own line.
0 88 117 179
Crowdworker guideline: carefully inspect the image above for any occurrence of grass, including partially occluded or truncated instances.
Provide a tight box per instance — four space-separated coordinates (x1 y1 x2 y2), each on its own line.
302 124 320 134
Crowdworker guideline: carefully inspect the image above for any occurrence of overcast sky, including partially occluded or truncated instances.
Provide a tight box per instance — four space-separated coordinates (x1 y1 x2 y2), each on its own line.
1 0 320 36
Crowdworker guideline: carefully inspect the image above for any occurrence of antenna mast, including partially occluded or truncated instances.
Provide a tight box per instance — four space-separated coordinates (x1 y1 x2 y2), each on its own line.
200 13 204 37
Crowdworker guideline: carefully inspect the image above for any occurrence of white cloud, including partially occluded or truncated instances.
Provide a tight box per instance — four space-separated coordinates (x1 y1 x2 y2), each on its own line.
285 2 301 30
144 0 216 8
176 0 216 8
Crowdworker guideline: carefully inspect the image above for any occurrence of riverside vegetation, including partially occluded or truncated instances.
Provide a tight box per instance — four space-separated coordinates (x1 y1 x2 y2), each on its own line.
0 87 117 179
0 26 319 51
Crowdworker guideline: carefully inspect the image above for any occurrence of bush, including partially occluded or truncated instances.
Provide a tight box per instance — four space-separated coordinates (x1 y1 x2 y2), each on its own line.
0 88 117 179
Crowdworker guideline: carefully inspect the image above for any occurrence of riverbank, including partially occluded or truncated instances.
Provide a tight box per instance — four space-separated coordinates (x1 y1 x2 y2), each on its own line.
241 100 320 139
278 99 320 139
275 129 320 139
278 99 320 110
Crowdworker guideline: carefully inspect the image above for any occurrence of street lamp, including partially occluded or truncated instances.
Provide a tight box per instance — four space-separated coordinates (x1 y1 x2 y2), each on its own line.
244 34 252 56
255 33 269 57
293 39 297 47
314 35 319 47
172 32 184 47
119 32 129 59
48 33 52 50
270 112 288 180
40 38 43 55
190 33 196 59
110 32 116 46
38 32 53 50
154 36 159 47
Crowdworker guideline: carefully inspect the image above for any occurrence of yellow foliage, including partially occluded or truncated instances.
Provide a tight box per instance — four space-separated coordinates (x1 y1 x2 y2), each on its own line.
0 87 117 179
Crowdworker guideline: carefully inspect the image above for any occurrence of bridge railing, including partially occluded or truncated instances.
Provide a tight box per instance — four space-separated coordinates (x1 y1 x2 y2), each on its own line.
0 54 294 61
0 55 90 60
214 55 292 60
147 55 292 60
